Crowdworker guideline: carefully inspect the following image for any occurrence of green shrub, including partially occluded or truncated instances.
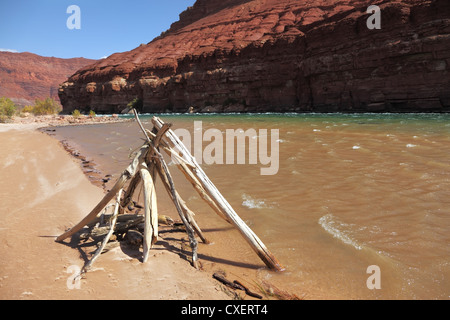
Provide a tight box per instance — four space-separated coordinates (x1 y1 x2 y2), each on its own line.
0 97 17 122
72 109 81 118
127 97 143 111
32 97 62 115
22 105 34 113
89 110 96 118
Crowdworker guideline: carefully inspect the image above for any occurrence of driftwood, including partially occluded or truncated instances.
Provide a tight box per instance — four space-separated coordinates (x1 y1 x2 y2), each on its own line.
140 164 157 263
82 189 123 273
152 116 285 271
153 144 200 269
212 273 263 299
85 213 173 231
154 163 209 244
213 272 244 290
56 144 149 242
56 110 284 275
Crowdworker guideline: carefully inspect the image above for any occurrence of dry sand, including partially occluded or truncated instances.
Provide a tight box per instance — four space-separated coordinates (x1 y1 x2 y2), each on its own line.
0 123 233 300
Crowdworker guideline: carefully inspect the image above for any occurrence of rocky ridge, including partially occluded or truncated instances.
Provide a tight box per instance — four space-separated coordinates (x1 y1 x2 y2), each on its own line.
59 0 450 113
0 51 95 107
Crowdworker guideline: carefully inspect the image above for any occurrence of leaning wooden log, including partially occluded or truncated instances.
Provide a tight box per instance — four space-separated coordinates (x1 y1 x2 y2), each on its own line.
147 122 230 224
154 163 209 244
121 171 141 210
56 144 149 242
177 194 209 244
140 164 158 263
152 116 285 272
82 189 123 273
133 109 200 268
85 204 115 228
157 154 198 269
175 160 231 224
57 110 283 276
154 151 199 269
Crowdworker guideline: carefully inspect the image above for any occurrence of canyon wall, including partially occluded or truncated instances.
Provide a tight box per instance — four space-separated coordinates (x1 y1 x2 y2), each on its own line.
0 52 95 107
59 0 450 114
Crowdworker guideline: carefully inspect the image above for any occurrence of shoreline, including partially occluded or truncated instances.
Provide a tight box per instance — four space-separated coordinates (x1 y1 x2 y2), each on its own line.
2 113 132 126
40 117 303 300
0 116 237 300
1 114 297 300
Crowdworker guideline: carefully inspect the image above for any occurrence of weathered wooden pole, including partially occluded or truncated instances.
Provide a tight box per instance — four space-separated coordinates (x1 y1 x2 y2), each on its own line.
154 162 209 244
82 189 123 272
56 111 284 274
133 109 200 268
140 164 158 263
56 144 149 242
152 116 285 272
154 152 199 268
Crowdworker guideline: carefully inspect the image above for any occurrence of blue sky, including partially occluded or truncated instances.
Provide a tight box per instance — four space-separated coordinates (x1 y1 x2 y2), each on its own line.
0 0 196 59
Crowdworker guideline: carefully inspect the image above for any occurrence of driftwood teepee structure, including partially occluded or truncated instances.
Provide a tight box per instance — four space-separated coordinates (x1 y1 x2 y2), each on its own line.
56 111 284 276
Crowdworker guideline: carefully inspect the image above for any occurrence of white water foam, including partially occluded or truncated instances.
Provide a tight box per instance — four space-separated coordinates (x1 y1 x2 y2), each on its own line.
241 194 272 209
318 214 363 250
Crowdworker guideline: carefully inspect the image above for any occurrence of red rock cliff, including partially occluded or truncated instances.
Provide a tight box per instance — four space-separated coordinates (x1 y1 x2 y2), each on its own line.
0 52 95 107
59 0 450 113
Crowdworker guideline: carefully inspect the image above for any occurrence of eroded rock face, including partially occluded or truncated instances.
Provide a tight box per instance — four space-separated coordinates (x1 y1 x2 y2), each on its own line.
0 52 95 107
59 0 450 114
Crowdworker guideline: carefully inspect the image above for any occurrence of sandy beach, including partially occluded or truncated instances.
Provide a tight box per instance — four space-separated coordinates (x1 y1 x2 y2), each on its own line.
0 119 232 300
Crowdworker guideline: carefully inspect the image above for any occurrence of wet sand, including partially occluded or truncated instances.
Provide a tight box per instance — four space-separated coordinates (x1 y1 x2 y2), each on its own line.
0 122 232 300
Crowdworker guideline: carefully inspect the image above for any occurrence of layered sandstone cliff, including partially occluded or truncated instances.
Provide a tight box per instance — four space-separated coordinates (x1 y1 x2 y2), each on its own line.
0 51 95 107
59 0 450 113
